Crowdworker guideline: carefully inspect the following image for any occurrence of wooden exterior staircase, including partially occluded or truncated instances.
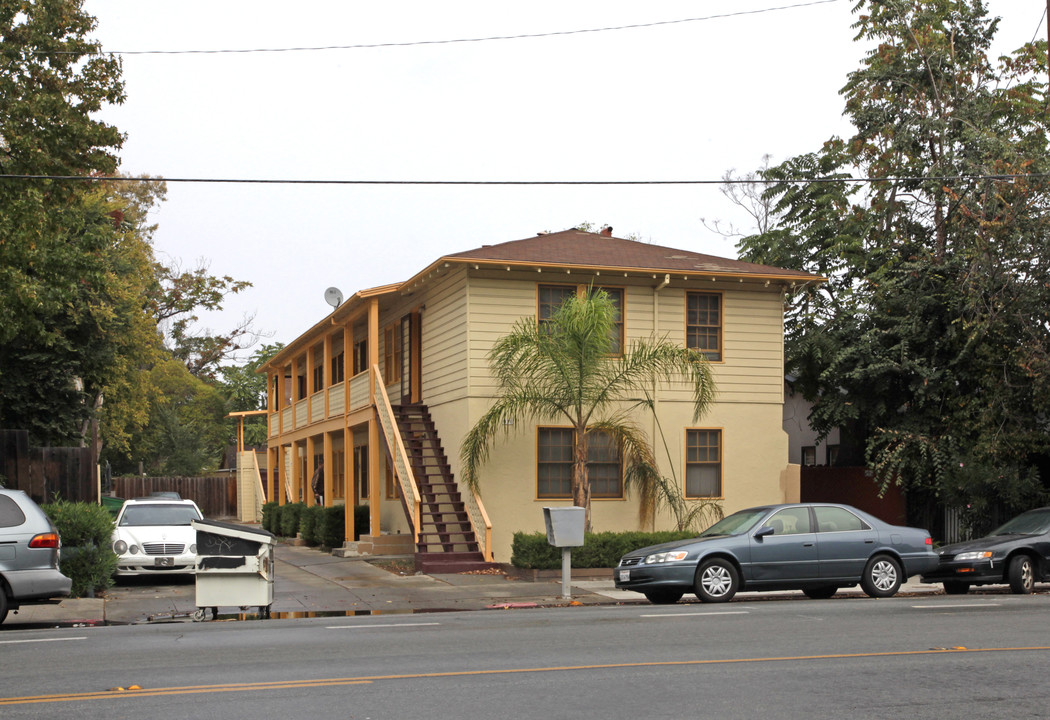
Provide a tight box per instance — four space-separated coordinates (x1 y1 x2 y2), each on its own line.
393 404 498 574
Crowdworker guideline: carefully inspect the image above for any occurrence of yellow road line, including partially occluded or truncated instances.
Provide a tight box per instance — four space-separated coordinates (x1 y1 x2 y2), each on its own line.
3 645 1048 707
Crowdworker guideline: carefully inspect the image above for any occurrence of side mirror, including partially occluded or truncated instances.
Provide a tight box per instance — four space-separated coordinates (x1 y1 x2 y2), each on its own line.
754 525 775 539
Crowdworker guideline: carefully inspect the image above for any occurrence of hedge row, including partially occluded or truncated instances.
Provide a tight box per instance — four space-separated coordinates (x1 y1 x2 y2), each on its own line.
261 502 370 549
510 530 698 569
42 500 119 598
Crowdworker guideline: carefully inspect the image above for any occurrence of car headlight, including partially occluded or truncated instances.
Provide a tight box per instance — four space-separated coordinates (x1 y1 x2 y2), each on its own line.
189 544 197 554
113 540 128 554
644 551 689 564
128 544 140 555
955 551 993 561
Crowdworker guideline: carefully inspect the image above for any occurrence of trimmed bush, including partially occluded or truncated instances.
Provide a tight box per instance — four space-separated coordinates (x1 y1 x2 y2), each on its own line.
261 501 279 534
317 505 345 549
300 505 325 546
42 500 119 597
279 502 305 537
510 529 698 569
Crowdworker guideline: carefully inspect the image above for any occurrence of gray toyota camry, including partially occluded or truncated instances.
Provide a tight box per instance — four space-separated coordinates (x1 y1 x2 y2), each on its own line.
615 503 937 604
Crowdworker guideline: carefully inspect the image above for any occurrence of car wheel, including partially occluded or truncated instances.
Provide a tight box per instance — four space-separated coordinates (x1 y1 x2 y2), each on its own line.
1008 555 1035 594
803 586 838 599
942 581 970 595
694 558 739 603
0 585 8 625
643 589 684 605
861 554 902 598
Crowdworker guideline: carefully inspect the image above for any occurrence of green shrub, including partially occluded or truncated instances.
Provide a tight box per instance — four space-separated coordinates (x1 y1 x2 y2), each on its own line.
42 500 119 597
300 505 325 546
279 502 305 537
318 505 346 549
261 501 279 534
510 529 697 569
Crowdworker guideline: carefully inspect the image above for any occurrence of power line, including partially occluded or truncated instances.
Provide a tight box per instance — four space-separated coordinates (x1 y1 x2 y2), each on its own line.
1 172 1045 186
61 0 842 56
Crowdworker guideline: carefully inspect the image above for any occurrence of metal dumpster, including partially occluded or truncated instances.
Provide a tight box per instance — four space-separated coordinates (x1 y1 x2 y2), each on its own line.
191 519 276 621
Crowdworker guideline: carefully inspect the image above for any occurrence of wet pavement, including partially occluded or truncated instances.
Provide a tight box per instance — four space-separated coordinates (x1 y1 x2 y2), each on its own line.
3 541 947 628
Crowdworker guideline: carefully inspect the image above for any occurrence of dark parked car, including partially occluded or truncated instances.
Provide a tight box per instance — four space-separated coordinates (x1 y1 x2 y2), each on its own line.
615 503 937 604
921 507 1050 595
0 489 72 624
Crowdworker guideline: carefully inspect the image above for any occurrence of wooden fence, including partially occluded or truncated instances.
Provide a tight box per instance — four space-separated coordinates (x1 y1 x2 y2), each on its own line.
112 476 238 519
0 430 95 505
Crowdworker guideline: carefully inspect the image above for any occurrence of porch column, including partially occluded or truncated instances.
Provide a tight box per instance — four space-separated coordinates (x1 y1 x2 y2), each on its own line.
267 446 277 505
323 430 334 508
277 444 287 505
344 426 355 543
305 435 316 507
367 297 381 541
323 333 332 417
291 440 302 504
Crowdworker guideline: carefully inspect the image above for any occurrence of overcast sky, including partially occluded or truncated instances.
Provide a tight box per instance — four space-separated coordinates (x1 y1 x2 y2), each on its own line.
84 0 1045 354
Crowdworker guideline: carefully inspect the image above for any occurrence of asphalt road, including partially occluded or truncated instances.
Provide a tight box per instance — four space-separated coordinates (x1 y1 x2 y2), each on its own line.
2 592 1048 719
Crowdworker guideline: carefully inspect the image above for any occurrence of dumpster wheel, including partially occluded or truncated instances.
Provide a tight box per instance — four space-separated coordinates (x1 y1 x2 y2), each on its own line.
192 608 208 622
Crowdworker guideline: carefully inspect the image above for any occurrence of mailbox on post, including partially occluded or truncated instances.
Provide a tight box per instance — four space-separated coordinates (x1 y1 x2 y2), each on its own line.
543 506 585 600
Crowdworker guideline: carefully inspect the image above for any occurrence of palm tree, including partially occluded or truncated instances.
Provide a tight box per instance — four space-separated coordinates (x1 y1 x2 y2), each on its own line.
460 289 717 532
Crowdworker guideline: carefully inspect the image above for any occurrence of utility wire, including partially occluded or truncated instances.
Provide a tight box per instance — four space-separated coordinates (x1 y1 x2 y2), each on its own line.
0 173 1044 186
61 0 842 56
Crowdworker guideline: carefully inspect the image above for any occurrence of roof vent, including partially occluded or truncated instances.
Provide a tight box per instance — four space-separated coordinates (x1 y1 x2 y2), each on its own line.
600 225 613 237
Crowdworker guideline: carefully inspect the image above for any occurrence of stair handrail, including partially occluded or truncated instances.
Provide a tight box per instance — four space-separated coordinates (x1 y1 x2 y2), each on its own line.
463 488 493 562
372 365 422 543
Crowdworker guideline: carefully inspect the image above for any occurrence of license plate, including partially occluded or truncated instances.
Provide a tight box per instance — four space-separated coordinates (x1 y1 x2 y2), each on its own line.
154 557 174 567
619 569 630 582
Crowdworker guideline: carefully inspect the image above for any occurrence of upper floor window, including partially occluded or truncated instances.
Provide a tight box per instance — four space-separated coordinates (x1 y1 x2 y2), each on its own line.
538 285 577 329
686 292 722 361
801 446 816 466
331 351 345 384
353 338 368 375
686 429 722 498
312 363 324 393
826 444 840 466
383 325 401 384
538 284 623 354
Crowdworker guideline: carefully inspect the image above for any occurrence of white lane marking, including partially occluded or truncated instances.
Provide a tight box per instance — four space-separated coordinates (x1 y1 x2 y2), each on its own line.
641 611 750 618
911 603 1001 609
0 636 87 645
325 622 441 629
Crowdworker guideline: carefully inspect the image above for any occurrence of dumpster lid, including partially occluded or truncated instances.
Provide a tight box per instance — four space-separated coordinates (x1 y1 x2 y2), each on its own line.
191 519 276 543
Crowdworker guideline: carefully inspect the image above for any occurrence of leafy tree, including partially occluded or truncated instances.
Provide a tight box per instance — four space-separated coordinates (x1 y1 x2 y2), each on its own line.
735 0 1050 521
219 342 284 447
111 357 228 476
0 0 132 446
153 259 258 379
460 290 717 532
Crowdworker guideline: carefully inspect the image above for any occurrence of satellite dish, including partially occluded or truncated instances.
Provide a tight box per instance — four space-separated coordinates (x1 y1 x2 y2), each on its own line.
324 287 343 308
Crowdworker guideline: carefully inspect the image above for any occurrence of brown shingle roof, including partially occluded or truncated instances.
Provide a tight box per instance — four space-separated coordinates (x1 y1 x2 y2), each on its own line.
438 229 818 280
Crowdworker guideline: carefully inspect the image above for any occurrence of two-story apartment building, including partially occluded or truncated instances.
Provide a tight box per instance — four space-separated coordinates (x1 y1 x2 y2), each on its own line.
262 228 820 569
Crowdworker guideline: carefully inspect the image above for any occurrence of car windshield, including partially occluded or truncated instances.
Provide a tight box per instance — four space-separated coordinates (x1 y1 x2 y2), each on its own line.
119 504 201 527
991 509 1050 536
698 508 769 537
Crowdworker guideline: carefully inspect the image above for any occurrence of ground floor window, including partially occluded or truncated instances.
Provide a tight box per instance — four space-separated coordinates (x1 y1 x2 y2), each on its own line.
537 427 623 499
686 429 722 498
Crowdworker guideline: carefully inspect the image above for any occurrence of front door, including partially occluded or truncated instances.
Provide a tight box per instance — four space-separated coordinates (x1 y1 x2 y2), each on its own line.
400 311 422 404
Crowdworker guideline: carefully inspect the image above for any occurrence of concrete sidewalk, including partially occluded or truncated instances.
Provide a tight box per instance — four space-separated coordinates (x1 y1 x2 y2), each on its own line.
2 542 942 628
